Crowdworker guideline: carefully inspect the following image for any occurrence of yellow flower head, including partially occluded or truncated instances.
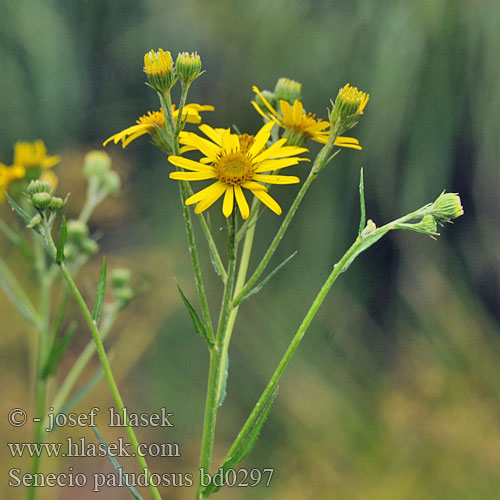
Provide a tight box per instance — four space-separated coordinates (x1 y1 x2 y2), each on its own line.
144 49 176 91
334 83 369 117
168 121 309 219
0 163 25 201
13 140 60 169
103 104 214 149
252 86 361 150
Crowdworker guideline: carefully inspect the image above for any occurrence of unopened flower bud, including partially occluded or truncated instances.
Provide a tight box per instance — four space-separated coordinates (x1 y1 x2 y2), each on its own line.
432 192 464 222
102 170 121 195
27 180 52 196
274 77 302 104
175 52 202 84
28 213 42 228
254 89 276 110
31 191 52 209
419 214 438 234
114 286 134 306
331 83 369 131
49 197 65 209
83 151 111 178
67 220 89 241
144 49 176 92
111 269 132 288
80 238 98 255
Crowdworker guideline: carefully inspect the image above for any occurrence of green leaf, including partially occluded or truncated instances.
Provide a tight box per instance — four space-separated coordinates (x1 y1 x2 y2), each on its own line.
176 282 213 347
203 386 278 496
92 257 107 323
56 216 67 264
42 323 76 379
235 251 297 306
92 426 145 500
6 193 41 235
358 168 366 238
217 355 229 407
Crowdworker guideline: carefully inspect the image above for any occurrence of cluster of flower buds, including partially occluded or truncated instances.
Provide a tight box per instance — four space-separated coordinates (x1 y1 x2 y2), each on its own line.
144 49 202 92
26 180 66 230
64 220 98 260
83 151 120 196
330 84 369 133
110 268 134 309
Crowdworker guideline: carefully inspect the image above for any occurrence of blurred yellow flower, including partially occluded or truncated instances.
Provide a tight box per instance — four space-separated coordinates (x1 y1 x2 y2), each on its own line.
169 122 309 219
103 104 214 148
252 86 362 149
13 140 60 169
0 164 25 201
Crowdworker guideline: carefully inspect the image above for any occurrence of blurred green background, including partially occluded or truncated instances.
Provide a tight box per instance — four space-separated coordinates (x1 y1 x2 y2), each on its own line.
1 0 499 498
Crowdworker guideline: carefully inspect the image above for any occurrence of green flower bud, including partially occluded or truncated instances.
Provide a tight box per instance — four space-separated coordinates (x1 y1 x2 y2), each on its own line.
80 238 98 255
175 52 202 84
28 213 42 228
432 192 464 222
254 89 276 110
361 219 377 237
111 269 132 288
63 242 78 261
49 197 65 209
114 286 134 307
31 191 53 209
274 77 302 104
83 151 111 178
67 220 89 241
420 214 438 234
102 170 121 195
27 180 52 196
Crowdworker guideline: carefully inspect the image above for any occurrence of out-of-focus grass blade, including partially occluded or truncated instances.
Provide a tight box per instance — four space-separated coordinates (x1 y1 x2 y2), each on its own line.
6 193 41 235
358 168 366 237
42 322 76 379
92 426 144 500
92 257 107 323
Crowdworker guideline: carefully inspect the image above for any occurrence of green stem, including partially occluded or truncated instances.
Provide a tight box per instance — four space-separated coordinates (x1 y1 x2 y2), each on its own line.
233 129 341 306
43 229 162 500
28 239 51 500
45 303 119 430
196 216 237 500
215 197 259 403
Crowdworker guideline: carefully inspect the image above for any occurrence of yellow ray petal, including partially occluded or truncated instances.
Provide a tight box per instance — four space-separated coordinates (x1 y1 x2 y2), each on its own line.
170 171 216 181
222 185 234 217
251 189 282 215
194 182 227 213
234 185 249 219
253 174 300 185
168 156 214 172
254 158 301 172
240 181 267 192
247 121 274 158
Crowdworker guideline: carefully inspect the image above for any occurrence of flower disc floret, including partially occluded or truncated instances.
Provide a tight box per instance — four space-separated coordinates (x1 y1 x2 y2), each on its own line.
168 122 310 219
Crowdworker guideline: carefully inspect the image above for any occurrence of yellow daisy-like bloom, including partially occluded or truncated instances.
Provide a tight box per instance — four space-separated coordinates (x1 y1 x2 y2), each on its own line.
252 86 361 149
0 163 25 201
13 140 60 169
168 122 309 219
103 104 214 148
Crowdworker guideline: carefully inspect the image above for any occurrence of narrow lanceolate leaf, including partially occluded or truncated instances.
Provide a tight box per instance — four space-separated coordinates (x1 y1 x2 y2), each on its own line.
235 252 298 306
92 426 145 500
358 168 366 238
92 257 107 323
203 386 279 496
42 323 77 379
6 193 41 235
56 216 67 264
176 282 213 347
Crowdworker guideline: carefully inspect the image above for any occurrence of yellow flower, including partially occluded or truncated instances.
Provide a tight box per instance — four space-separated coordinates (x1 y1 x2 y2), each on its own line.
252 86 362 149
0 163 25 201
168 122 309 219
103 104 214 149
144 49 176 92
13 140 60 169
